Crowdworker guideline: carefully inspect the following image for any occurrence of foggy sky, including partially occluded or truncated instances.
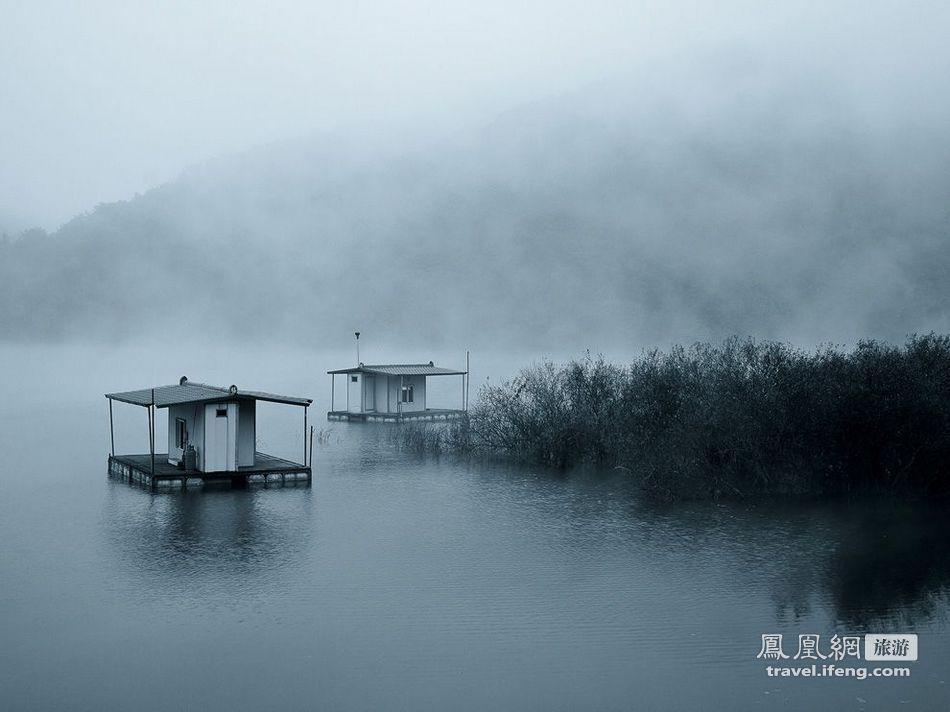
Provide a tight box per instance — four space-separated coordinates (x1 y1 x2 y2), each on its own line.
3 0 949 233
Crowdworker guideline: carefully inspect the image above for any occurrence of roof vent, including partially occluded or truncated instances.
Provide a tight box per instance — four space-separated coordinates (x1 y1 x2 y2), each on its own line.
179 376 188 385
229 385 238 395
429 361 434 367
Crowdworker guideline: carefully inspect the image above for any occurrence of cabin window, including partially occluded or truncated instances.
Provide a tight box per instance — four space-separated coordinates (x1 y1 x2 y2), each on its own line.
351 375 358 383
216 408 227 417
175 418 187 449
401 384 414 403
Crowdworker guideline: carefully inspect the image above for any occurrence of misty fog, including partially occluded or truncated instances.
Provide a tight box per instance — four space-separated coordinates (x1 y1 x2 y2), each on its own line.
2 2 948 356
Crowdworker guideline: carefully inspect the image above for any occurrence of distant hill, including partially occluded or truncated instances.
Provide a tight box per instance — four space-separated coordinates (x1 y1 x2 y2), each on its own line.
2 63 948 350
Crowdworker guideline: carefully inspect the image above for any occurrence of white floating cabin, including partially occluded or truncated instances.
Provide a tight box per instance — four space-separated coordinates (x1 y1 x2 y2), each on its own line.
105 377 313 489
327 362 468 422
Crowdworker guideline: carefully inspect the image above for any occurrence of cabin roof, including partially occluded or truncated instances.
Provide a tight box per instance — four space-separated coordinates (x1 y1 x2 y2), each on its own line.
327 363 467 377
105 379 312 408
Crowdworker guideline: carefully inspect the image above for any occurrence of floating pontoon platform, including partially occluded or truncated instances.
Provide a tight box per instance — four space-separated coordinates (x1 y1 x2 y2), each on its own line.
108 452 311 490
327 408 467 423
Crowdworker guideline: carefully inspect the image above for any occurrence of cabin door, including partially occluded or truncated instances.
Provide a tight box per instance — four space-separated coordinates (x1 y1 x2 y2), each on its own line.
364 375 375 411
205 402 238 472
347 375 362 413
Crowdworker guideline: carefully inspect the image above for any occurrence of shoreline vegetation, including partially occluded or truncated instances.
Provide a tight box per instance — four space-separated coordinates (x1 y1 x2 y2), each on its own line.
398 335 950 501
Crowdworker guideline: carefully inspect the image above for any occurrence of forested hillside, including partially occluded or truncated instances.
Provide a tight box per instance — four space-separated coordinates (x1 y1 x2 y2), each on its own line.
3 66 948 348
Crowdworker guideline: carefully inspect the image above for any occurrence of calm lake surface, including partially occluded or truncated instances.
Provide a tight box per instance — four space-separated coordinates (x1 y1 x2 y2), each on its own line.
1 345 949 711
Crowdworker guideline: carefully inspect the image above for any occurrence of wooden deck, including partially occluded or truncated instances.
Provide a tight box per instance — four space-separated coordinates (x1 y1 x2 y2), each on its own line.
327 408 467 423
108 452 311 490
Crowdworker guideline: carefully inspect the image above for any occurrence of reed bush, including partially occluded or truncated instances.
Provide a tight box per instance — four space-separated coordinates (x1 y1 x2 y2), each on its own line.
393 420 474 455
452 335 950 500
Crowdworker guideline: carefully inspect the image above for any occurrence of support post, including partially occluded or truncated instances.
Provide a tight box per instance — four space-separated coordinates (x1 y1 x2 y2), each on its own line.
465 350 470 411
399 375 403 421
150 389 155 478
331 374 335 412
308 425 314 472
303 406 308 466
109 398 115 456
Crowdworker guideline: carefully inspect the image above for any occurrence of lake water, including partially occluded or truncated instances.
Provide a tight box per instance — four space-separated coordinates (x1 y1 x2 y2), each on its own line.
1 345 949 710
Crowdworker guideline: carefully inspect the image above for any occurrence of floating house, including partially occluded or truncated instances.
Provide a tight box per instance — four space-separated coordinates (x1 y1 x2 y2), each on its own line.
106 377 313 489
327 362 468 422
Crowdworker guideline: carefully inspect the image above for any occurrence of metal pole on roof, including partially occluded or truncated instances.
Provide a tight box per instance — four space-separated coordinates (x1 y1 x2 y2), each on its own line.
355 331 360 365
109 398 115 456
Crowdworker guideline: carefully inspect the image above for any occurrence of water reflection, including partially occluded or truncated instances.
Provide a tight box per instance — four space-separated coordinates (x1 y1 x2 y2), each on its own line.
382 446 950 635
92 423 950 711
633 496 950 630
99 437 950 638
100 481 314 598
826 502 950 628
